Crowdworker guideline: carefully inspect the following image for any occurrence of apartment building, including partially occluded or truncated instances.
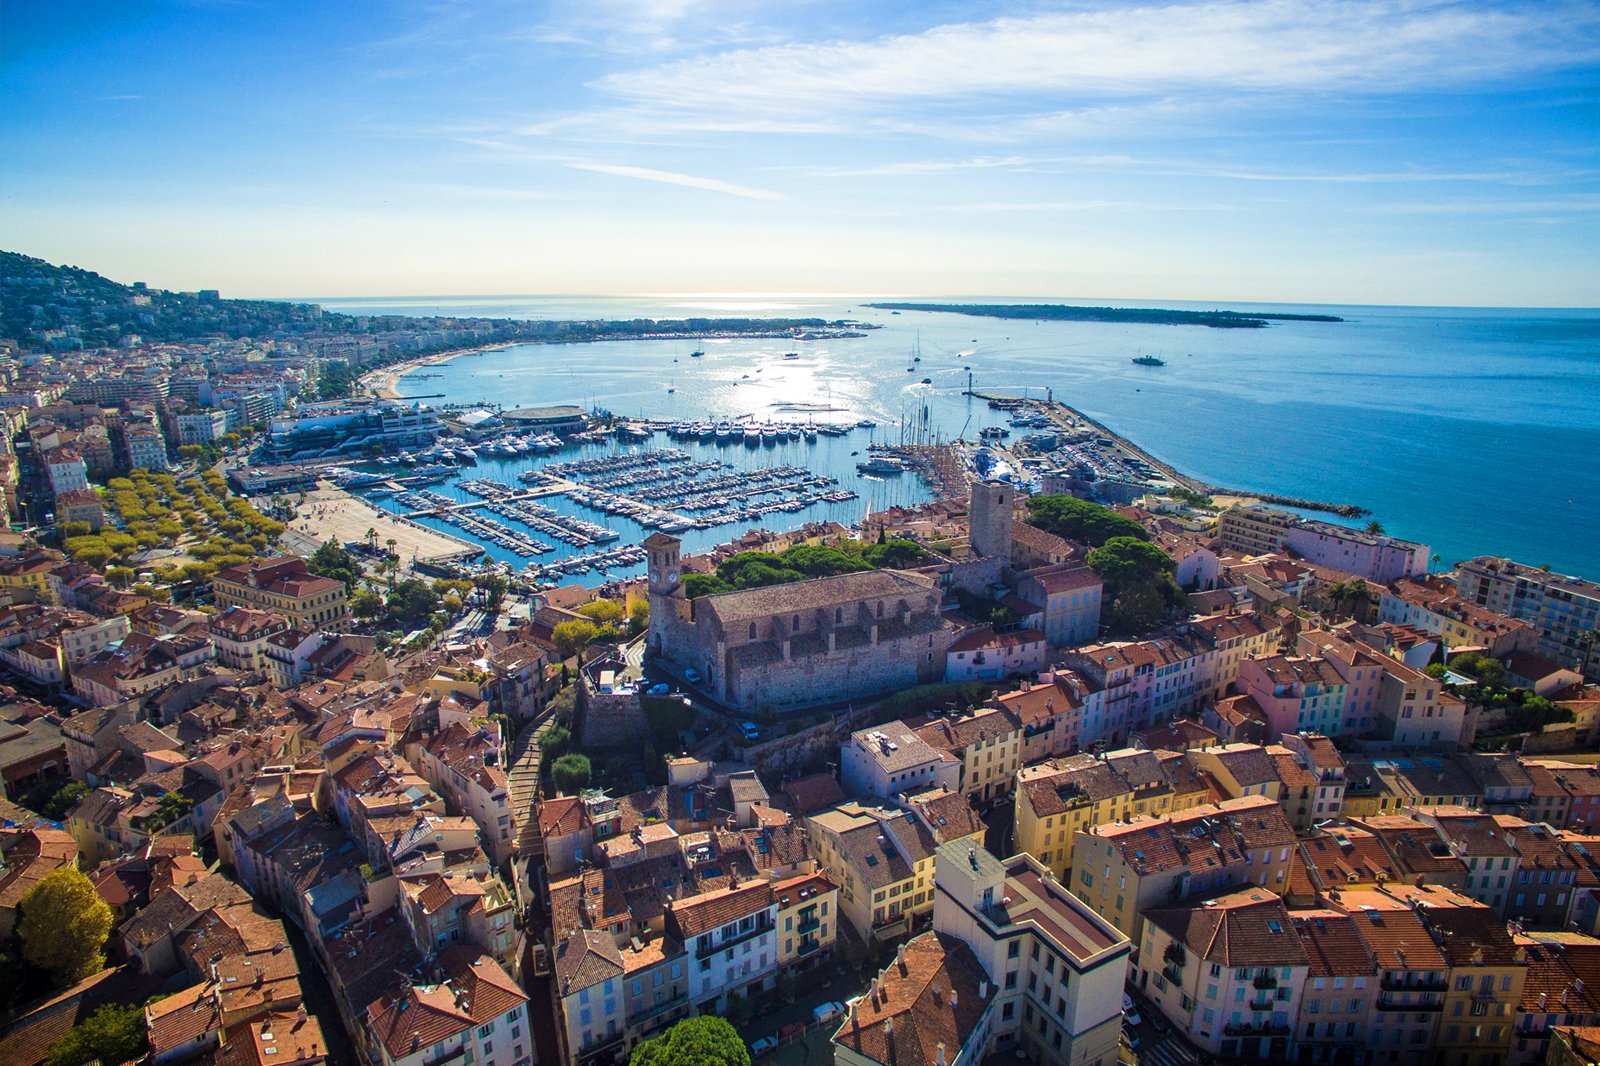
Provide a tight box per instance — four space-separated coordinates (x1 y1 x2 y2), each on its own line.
1138 887 1309 1062
1379 576 1536 659
208 607 289 673
1455 557 1600 682
663 879 779 1013
835 841 1131 1066
1236 656 1349 738
1071 794 1298 943
212 557 348 630
1218 505 1429 584
911 706 1023 801
805 801 939 942
840 721 960 801
364 948 530 1066
1014 747 1187 884
773 872 840 974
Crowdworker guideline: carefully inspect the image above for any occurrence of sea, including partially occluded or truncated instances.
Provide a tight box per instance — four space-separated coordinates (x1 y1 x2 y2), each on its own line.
308 294 1600 583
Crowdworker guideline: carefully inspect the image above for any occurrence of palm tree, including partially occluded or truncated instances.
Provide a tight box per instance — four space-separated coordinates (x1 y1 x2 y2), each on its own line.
1581 629 1600 682
1365 520 1386 536
365 527 379 552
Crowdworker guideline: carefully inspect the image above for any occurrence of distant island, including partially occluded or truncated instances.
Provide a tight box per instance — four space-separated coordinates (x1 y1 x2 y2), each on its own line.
863 301 1344 328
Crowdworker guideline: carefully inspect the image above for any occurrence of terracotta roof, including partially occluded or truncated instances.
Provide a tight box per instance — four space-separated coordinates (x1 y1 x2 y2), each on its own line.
1146 887 1310 968
146 981 222 1057
833 931 994 1066
363 949 525 1060
1300 827 1401 888
1292 909 1377 978
782 772 846 814
667 880 773 938
554 929 624 996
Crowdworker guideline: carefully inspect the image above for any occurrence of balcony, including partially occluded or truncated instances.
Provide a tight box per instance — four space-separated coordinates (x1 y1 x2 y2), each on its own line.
1381 975 1447 993
797 916 821 935
1224 1021 1291 1037
1376 995 1443 1012
1253 974 1278 990
1162 964 1183 986
796 937 823 957
1249 998 1275 1012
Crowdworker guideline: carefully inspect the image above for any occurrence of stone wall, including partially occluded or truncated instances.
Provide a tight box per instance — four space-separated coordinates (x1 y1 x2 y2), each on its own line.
576 681 650 750
740 717 846 781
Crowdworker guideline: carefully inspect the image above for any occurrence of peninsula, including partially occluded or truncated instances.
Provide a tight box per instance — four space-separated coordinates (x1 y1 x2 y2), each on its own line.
863 301 1344 328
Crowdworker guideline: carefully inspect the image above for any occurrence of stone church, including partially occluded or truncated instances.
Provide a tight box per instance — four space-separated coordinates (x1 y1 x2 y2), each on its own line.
643 481 1020 713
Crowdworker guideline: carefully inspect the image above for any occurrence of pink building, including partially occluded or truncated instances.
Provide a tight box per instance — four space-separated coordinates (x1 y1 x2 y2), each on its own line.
1237 655 1348 738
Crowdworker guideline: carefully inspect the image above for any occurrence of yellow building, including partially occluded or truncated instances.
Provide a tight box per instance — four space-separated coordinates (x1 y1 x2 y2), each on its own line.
773 872 840 974
911 705 1022 802
1386 884 1527 1066
211 556 348 629
1071 794 1297 943
804 802 938 942
1013 747 1181 885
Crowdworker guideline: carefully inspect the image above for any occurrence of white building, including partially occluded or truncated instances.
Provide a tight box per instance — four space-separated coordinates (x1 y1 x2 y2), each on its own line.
663 879 778 1014
840 721 960 800
834 841 1131 1066
364 949 531 1066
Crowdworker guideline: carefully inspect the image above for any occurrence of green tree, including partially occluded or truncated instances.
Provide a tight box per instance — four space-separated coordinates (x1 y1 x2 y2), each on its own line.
350 589 386 621
307 539 362 591
387 578 442 626
476 572 508 612
551 619 599 658
552 753 592 794
45 1003 148 1066
627 598 650 636
104 566 135 589
1024 494 1148 547
1086 536 1180 632
631 1015 750 1066
18 868 113 985
577 599 625 625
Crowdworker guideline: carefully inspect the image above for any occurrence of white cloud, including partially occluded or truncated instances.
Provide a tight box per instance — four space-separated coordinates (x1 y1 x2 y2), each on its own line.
584 0 1600 130
564 162 786 199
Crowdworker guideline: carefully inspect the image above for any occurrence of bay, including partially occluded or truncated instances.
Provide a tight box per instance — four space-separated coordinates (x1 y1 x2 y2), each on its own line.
312 294 1600 579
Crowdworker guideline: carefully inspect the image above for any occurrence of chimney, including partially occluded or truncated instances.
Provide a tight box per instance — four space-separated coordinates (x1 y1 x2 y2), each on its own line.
950 989 959 1009
883 1017 893 1037
936 1044 947 1066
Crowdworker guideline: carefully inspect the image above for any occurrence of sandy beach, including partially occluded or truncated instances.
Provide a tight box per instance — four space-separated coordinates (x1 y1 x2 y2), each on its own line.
282 482 481 564
362 342 516 401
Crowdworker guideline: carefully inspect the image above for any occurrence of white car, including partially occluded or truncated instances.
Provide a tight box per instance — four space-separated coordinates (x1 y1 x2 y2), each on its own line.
647 682 670 696
750 1036 778 1057
1124 1029 1141 1050
684 667 702 683
1123 993 1134 1012
739 721 761 741
1124 1006 1142 1027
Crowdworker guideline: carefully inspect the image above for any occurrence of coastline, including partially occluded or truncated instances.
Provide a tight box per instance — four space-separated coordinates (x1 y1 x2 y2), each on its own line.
975 390 1370 519
361 342 516 401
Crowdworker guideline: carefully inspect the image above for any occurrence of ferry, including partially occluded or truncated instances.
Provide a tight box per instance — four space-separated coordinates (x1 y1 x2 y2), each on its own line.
783 352 800 359
1132 355 1166 366
857 457 908 475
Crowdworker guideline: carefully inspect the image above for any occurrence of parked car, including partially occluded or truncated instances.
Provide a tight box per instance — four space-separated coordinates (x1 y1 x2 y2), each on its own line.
684 667 702 683
813 1001 848 1026
1124 1005 1142 1027
1123 1028 1140 1050
647 682 670 696
1122 993 1134 1012
739 721 762 741
750 1036 778 1057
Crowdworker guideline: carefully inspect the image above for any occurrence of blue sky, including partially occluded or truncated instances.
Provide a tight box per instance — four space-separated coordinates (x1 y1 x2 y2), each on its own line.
3 0 1598 304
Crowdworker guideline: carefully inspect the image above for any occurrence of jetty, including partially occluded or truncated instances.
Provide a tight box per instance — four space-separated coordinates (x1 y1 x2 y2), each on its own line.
970 390 1368 518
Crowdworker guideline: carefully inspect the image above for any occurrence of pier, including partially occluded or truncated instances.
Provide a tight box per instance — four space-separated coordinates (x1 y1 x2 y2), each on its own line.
968 390 1368 518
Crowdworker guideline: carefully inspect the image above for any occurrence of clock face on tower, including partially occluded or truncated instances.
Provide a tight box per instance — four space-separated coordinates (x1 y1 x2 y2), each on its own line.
667 570 679 584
